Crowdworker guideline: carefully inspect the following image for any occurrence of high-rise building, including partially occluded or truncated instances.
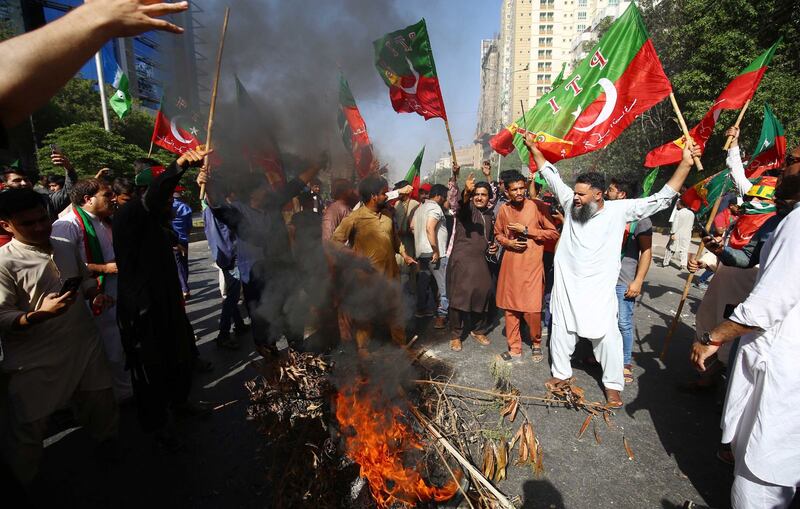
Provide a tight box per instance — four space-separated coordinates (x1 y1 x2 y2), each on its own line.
487 0 632 130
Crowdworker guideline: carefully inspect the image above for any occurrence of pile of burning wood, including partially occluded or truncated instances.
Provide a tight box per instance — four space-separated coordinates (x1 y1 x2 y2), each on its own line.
246 349 629 508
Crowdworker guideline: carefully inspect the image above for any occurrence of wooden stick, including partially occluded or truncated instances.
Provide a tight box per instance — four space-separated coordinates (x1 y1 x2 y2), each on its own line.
669 93 704 171
723 99 751 150
444 117 458 167
199 7 231 200
147 139 154 158
659 192 725 360
408 406 515 509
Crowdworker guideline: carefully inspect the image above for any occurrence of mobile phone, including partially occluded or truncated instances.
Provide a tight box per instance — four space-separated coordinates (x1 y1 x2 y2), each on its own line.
59 276 82 296
50 144 61 156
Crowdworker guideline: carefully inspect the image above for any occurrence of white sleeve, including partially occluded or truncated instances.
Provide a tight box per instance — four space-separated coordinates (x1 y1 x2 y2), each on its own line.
50 220 86 264
726 146 753 197
539 163 574 209
622 184 679 222
730 209 800 330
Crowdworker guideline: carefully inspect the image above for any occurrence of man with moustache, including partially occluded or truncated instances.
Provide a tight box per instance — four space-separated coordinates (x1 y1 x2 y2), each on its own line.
52 179 131 400
494 170 559 362
526 134 699 407
332 175 417 346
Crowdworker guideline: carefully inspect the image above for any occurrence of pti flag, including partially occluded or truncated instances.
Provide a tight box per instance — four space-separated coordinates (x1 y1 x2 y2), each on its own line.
744 104 786 178
645 40 780 167
151 93 204 155
680 170 730 217
235 76 286 189
404 146 425 201
338 73 376 179
374 19 447 120
491 3 671 168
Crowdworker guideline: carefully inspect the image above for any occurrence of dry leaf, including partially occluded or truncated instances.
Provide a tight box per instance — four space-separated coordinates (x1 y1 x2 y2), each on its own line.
593 421 601 445
509 397 519 423
623 436 634 461
496 440 508 481
577 414 592 439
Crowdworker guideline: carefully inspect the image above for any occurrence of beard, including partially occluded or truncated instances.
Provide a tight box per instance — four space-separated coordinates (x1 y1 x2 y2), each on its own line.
570 200 598 224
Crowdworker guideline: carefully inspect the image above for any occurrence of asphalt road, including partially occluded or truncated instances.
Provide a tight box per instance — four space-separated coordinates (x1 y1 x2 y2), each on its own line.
30 234 745 508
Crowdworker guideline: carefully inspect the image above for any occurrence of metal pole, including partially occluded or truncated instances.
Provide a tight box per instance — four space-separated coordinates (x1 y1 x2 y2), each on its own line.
94 52 111 132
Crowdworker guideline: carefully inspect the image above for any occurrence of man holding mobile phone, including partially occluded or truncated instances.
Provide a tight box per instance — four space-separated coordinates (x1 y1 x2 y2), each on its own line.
0 188 117 486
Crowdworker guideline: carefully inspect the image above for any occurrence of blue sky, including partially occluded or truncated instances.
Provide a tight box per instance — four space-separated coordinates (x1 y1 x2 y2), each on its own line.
360 1 501 180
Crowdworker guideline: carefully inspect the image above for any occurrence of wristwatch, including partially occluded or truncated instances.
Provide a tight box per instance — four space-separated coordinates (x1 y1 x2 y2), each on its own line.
523 226 529 238
699 332 722 347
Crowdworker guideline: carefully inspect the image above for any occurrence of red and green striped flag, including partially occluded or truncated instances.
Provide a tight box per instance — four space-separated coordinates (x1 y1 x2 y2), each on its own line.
374 19 447 120
490 3 671 167
645 39 781 167
338 73 376 180
404 146 425 201
680 170 730 216
745 104 785 178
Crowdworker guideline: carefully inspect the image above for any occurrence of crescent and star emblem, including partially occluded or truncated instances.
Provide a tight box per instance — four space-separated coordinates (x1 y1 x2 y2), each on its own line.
573 78 618 133
170 115 194 144
400 56 419 95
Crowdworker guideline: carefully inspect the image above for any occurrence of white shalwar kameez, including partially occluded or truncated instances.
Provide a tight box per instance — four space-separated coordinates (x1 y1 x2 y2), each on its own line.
540 163 677 391
52 210 132 400
722 204 800 508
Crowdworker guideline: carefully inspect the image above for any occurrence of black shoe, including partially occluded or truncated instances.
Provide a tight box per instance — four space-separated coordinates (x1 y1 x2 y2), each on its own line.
214 333 240 350
233 323 250 336
154 429 184 453
194 356 214 373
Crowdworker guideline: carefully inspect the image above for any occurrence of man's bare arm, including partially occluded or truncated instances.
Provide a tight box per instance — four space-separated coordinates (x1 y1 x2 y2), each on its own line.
0 0 188 128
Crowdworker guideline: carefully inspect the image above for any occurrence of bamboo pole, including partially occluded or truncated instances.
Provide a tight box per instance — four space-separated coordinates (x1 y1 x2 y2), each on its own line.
658 193 725 360
147 139 154 158
444 117 458 167
660 97 755 359
94 52 111 132
408 406 515 509
199 7 231 200
723 99 751 150
668 93 704 171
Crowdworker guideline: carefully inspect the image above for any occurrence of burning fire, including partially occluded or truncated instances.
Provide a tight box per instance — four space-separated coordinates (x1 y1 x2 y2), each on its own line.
335 379 458 507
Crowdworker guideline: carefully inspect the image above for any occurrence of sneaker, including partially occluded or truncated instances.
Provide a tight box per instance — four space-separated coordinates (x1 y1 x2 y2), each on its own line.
215 333 240 350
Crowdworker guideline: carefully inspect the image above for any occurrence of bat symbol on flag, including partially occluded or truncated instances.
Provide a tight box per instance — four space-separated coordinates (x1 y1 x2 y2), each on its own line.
574 78 618 133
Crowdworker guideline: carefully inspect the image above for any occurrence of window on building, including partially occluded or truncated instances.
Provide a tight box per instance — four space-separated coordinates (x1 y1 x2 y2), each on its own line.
537 50 552 59
577 24 586 31
609 0 619 4
538 37 553 47
577 11 587 20
578 0 587 5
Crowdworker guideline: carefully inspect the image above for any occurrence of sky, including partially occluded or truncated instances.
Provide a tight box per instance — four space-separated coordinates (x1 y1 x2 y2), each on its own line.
68 0 502 184
196 0 502 183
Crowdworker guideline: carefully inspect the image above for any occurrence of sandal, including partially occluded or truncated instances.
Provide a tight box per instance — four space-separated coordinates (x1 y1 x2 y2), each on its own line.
499 351 522 362
450 338 462 352
470 331 490 345
531 341 544 363
623 365 634 385
604 388 623 409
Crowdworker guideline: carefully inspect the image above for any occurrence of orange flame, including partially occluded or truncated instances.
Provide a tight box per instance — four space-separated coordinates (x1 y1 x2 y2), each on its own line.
335 379 458 507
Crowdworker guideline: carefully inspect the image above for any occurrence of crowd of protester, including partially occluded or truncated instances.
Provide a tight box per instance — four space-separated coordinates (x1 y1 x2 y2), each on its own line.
0 1 798 507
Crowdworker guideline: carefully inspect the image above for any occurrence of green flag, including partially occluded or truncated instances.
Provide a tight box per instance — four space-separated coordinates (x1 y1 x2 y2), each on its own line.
405 146 425 200
109 65 132 119
744 103 786 177
641 168 659 197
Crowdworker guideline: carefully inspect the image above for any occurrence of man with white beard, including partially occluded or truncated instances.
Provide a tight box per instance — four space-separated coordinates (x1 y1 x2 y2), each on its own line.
525 134 699 407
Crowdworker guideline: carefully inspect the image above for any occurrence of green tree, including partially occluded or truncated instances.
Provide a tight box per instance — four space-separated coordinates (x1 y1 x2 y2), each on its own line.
37 122 150 178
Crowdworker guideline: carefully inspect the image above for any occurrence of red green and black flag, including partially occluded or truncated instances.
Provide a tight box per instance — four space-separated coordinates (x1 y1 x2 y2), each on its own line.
235 75 286 189
744 104 786 178
151 92 204 155
645 40 780 167
491 3 671 168
338 73 376 179
680 170 730 216
404 146 425 201
374 19 447 120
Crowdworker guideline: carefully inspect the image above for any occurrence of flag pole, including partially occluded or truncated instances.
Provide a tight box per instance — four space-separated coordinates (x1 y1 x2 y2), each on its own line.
200 6 231 200
668 93 703 171
444 118 458 167
147 139 154 158
94 52 111 132
659 192 725 360
723 99 751 150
